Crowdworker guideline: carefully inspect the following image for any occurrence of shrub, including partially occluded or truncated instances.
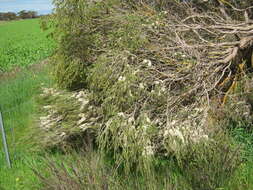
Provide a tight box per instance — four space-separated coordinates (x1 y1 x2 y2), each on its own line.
50 0 148 89
49 0 103 89
44 1 252 189
52 55 87 90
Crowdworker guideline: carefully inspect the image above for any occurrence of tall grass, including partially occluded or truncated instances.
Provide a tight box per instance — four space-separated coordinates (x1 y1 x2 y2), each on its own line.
34 151 186 190
0 65 52 189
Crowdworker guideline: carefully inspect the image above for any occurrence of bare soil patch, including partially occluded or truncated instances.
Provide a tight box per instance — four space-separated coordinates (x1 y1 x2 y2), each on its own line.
0 59 49 83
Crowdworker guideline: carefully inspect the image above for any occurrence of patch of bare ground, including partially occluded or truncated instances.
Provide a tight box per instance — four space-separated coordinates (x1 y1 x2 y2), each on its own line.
0 59 49 83
0 21 6 25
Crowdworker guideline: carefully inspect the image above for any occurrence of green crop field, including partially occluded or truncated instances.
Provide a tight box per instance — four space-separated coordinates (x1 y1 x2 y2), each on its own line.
0 19 55 71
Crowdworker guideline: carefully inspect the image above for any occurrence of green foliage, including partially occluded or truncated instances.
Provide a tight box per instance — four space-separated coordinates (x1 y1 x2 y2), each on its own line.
53 55 87 90
18 10 38 19
88 52 144 115
105 13 148 51
0 10 38 21
0 19 55 71
49 0 107 89
0 12 17 21
50 0 148 89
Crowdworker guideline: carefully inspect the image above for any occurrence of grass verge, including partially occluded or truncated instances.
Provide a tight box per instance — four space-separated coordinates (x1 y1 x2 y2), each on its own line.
0 64 52 189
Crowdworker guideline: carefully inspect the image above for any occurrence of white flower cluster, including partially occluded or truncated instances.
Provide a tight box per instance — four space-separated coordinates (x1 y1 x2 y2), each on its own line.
142 143 154 156
118 76 126 82
71 90 89 111
173 52 187 58
139 83 145 89
39 114 63 131
163 108 209 152
143 59 152 67
41 87 61 97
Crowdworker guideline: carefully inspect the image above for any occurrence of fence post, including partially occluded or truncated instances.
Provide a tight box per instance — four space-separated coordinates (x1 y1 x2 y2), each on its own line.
0 111 11 168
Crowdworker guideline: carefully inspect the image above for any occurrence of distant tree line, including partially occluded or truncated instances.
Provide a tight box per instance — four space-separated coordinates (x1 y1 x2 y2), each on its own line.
0 10 39 21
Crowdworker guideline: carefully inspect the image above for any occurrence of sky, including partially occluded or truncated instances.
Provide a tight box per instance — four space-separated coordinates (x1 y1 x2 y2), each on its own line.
0 0 53 14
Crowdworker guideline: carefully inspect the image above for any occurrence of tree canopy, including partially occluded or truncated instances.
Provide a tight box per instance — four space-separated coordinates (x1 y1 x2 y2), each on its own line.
0 10 39 21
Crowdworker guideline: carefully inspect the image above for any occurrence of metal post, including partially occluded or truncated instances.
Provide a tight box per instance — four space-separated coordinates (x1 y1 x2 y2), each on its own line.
0 111 11 168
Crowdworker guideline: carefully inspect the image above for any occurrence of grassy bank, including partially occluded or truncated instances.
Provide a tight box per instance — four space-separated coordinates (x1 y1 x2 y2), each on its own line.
0 65 52 189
